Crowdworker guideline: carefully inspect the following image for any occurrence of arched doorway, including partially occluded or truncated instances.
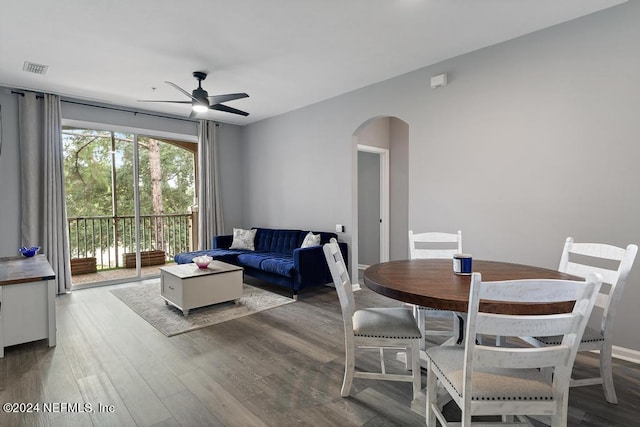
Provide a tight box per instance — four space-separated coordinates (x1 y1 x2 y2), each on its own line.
351 116 409 284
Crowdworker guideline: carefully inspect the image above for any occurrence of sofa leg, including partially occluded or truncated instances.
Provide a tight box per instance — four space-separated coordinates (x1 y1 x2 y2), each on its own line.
293 290 298 301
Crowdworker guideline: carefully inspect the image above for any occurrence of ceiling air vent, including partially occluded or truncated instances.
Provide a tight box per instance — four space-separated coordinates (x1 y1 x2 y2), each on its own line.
23 61 48 75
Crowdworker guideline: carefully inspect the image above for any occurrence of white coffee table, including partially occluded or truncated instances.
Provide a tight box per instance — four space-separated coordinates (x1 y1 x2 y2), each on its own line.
160 260 243 315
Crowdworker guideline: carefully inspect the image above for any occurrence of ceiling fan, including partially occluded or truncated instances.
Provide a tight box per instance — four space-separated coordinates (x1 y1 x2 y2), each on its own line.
138 71 249 117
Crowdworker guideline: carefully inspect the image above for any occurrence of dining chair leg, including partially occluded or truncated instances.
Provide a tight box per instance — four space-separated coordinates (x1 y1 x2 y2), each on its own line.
454 313 465 345
341 343 355 397
410 342 421 400
601 342 617 404
550 411 566 427
404 347 411 371
425 359 437 426
412 305 427 350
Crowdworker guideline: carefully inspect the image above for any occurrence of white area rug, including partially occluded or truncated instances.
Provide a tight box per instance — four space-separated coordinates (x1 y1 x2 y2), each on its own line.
110 281 294 337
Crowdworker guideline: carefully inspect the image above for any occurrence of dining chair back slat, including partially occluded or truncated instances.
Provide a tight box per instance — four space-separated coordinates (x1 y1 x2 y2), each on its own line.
473 346 572 370
409 230 462 260
476 313 577 338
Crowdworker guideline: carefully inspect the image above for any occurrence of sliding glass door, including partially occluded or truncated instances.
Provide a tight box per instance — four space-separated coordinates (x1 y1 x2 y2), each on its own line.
63 128 196 286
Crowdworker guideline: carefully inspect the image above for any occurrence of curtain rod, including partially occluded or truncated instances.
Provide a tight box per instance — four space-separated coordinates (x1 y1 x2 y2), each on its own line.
10 90 221 126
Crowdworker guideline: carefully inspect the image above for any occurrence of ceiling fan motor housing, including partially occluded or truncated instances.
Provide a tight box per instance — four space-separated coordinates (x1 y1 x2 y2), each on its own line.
192 87 209 106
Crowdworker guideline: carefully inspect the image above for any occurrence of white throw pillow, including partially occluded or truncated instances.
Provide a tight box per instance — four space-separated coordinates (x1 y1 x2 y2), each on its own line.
300 232 321 248
229 228 257 251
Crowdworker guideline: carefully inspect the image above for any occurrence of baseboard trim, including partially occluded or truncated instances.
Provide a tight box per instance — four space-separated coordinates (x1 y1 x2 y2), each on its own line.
611 345 640 364
352 283 362 292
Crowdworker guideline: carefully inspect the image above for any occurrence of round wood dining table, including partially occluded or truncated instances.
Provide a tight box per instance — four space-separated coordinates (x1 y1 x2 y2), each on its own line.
363 259 579 315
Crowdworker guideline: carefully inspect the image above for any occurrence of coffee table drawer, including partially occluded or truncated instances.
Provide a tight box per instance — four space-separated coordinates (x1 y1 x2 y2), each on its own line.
161 273 184 308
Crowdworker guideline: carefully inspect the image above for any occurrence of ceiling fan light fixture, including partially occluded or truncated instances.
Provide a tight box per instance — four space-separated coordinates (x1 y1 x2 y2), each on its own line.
192 103 209 113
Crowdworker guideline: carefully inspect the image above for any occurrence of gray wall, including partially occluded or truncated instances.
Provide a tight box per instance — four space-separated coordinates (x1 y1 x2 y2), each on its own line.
240 2 640 352
356 117 390 149
388 118 409 260
216 124 244 234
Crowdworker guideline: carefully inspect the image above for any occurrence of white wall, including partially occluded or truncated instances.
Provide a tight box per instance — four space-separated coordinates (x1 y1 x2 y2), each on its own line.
240 2 640 352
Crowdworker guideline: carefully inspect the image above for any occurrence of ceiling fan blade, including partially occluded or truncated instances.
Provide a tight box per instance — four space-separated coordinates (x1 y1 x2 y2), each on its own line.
208 93 249 104
210 103 249 116
137 100 192 104
165 81 198 102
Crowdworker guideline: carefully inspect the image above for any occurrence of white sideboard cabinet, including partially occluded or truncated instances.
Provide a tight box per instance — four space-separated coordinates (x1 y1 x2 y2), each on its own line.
0 254 56 358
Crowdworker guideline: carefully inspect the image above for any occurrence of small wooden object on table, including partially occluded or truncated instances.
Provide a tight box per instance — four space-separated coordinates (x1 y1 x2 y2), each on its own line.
0 254 56 358
160 260 243 315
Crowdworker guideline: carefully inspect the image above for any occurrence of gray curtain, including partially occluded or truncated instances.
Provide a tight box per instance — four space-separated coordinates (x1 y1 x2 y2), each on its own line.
197 120 224 250
19 92 72 294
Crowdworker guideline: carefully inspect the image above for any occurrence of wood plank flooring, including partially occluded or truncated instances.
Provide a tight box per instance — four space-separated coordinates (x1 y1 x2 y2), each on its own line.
0 278 638 426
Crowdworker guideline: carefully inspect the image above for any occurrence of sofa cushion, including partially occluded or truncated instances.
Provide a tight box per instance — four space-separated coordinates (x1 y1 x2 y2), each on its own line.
209 249 247 264
269 230 303 254
237 253 272 270
261 256 296 278
254 228 274 252
237 252 295 278
253 229 303 255
229 228 257 250
174 249 245 265
300 231 321 248
298 231 338 247
174 250 212 264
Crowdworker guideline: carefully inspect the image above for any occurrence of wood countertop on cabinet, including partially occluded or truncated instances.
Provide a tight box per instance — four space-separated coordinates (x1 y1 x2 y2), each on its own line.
0 254 56 286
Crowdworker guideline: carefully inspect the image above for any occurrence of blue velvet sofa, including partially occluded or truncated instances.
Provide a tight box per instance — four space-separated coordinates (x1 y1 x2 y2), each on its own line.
174 227 348 298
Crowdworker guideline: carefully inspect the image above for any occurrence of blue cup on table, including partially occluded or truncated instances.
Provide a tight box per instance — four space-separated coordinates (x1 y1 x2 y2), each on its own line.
453 253 472 275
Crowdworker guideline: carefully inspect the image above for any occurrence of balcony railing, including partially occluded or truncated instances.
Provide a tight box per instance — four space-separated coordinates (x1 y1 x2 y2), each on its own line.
68 213 193 270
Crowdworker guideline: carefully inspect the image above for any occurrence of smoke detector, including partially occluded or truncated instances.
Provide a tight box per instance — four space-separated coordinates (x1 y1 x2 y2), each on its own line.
23 61 48 75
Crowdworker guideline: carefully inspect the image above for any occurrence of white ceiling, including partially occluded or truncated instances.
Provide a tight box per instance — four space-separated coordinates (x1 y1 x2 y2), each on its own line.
0 0 626 125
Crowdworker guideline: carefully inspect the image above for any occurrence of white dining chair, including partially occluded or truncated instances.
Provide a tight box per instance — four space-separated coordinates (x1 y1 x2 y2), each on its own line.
425 272 602 426
323 238 422 400
521 237 637 404
408 230 462 348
